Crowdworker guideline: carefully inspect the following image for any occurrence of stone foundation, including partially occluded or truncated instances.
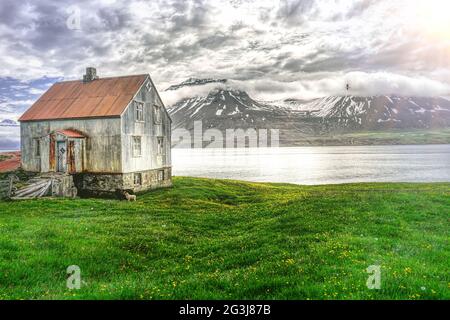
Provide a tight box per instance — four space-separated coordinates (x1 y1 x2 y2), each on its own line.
49 174 78 198
74 167 172 197
122 167 172 192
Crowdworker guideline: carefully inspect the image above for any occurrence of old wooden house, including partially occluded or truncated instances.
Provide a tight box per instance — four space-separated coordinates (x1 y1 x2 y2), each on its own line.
18 68 172 196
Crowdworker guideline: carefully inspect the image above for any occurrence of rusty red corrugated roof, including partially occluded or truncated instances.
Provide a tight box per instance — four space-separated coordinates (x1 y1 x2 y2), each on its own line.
19 74 148 122
55 129 86 138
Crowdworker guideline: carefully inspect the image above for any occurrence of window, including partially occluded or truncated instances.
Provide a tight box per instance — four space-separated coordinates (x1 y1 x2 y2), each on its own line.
34 138 40 157
133 136 142 157
153 105 161 124
135 101 144 122
158 170 165 181
157 137 164 155
133 173 142 186
145 81 152 92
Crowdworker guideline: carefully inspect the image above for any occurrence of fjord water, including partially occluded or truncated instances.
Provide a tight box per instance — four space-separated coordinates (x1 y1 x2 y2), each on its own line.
172 144 450 185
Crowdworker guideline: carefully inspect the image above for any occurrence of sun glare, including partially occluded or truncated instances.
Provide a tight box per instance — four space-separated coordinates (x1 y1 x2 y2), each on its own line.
414 0 450 38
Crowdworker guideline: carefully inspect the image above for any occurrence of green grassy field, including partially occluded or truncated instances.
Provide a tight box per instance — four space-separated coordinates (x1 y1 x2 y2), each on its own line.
289 129 450 146
0 177 448 300
0 154 11 162
338 129 450 145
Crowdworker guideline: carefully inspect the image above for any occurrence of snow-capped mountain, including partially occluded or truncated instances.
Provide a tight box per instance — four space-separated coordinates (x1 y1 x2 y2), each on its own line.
267 96 450 130
166 78 227 91
168 88 293 131
166 78 450 145
0 119 19 127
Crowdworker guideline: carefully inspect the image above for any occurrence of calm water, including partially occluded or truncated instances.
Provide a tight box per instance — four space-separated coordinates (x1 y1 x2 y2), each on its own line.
172 145 450 185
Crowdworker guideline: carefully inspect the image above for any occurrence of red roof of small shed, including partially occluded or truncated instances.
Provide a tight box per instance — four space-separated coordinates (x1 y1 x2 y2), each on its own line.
19 74 148 122
56 129 86 138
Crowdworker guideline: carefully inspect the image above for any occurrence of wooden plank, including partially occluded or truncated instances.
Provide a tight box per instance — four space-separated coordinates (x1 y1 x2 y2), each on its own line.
8 175 17 198
49 134 56 171
68 140 75 173
36 180 52 198
14 181 49 198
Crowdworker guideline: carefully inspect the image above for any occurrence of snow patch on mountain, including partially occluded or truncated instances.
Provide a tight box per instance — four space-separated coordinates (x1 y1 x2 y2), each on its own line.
166 78 450 133
0 119 19 127
166 78 227 91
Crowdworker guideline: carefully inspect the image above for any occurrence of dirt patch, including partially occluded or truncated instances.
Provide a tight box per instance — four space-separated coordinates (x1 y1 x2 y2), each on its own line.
0 152 21 172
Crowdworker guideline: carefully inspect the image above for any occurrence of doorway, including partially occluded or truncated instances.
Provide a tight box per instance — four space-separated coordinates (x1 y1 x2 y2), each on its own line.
57 141 67 172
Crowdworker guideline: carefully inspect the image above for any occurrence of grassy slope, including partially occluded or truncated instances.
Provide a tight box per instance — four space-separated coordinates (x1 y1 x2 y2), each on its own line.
338 129 450 145
288 129 450 146
0 177 448 300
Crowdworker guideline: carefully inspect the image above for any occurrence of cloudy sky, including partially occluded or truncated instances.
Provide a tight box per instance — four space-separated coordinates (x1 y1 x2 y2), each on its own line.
1 0 450 126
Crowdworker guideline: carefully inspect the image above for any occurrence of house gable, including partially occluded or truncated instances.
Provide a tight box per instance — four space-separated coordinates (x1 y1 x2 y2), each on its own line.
119 75 172 174
120 75 172 123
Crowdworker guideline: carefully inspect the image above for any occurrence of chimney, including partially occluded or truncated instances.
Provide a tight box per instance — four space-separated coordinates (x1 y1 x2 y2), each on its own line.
83 67 99 83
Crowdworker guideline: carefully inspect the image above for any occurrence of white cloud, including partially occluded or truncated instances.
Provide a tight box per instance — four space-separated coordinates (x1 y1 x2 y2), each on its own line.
162 72 450 103
0 0 449 103
161 82 228 106
0 126 20 150
28 88 45 95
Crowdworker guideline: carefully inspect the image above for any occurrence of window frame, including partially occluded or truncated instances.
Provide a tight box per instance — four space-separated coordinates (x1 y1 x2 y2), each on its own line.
135 101 144 122
158 170 165 181
157 136 164 155
34 138 40 157
145 81 152 92
153 105 162 124
133 173 142 186
132 136 142 157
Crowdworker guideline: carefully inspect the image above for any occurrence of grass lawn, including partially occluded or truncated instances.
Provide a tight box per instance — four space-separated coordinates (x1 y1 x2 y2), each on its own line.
338 129 450 145
0 154 11 162
0 177 448 300
296 129 450 146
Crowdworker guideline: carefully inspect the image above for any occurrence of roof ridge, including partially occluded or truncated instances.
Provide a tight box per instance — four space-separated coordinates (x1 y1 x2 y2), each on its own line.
58 74 149 83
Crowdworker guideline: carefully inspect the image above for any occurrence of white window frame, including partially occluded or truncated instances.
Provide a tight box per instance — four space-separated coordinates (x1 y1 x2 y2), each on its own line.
135 101 144 122
157 136 164 155
153 105 161 124
145 81 152 92
132 136 142 157
133 173 142 186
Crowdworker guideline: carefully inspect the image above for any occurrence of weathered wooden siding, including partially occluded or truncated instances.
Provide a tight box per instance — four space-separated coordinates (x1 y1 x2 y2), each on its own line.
73 138 84 173
40 135 50 172
121 77 172 173
68 140 75 173
21 124 40 172
21 118 122 173
49 134 56 171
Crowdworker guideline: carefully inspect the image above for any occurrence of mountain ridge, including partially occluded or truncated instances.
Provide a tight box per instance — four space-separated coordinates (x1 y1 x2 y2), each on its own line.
166 78 227 91
0 119 19 127
166 78 450 146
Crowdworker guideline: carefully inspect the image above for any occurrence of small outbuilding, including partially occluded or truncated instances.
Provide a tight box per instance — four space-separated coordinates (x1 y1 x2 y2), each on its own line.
18 68 172 195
